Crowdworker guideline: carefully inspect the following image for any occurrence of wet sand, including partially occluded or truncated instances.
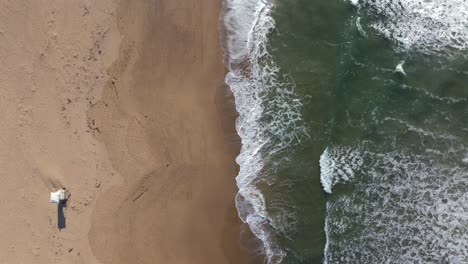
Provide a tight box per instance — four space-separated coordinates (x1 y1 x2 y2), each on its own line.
88 0 251 263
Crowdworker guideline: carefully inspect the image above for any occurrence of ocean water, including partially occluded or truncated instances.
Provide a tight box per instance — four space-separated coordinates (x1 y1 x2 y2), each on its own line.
222 0 468 263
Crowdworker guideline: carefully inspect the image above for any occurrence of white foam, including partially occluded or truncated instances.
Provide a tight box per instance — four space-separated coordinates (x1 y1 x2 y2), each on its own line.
320 146 364 194
384 117 458 141
399 84 467 104
355 17 367 38
222 0 307 262
462 153 468 164
323 204 331 264
348 0 468 53
324 149 468 262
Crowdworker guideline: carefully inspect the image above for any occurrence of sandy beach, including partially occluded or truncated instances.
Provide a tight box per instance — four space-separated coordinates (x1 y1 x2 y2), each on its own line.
0 0 250 263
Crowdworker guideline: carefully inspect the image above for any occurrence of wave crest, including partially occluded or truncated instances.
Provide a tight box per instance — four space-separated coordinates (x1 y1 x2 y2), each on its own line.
350 0 468 53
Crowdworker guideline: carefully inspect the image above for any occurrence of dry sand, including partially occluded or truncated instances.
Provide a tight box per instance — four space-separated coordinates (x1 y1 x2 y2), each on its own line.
0 0 120 263
0 0 251 263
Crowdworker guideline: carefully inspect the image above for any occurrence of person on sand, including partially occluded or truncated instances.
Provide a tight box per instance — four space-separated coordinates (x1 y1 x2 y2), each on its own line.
60 187 70 204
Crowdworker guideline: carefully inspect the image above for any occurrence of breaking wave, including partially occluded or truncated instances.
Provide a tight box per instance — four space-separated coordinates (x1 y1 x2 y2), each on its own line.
222 0 307 262
320 146 364 194
349 0 468 54
321 2 468 263
323 147 468 263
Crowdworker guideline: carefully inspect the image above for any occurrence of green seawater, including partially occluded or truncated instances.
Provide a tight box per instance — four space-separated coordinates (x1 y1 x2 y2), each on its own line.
258 0 468 263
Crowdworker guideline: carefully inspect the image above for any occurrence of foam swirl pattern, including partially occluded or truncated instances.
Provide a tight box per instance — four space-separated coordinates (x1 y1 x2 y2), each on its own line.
223 0 308 262
321 1 468 262
349 0 468 53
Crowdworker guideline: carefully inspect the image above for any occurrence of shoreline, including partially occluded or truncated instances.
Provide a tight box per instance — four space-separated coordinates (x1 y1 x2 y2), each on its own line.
222 0 287 262
88 0 252 263
0 0 260 263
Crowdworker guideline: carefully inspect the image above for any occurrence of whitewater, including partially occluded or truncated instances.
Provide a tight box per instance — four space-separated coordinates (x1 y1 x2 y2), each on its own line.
222 0 308 262
321 0 468 263
222 0 468 263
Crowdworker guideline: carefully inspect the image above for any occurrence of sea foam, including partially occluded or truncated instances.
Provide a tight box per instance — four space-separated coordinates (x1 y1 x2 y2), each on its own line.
222 0 307 262
348 0 468 54
324 149 468 263
320 146 364 194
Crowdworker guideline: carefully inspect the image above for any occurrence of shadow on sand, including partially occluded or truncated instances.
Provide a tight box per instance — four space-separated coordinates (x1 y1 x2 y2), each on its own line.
58 197 68 230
